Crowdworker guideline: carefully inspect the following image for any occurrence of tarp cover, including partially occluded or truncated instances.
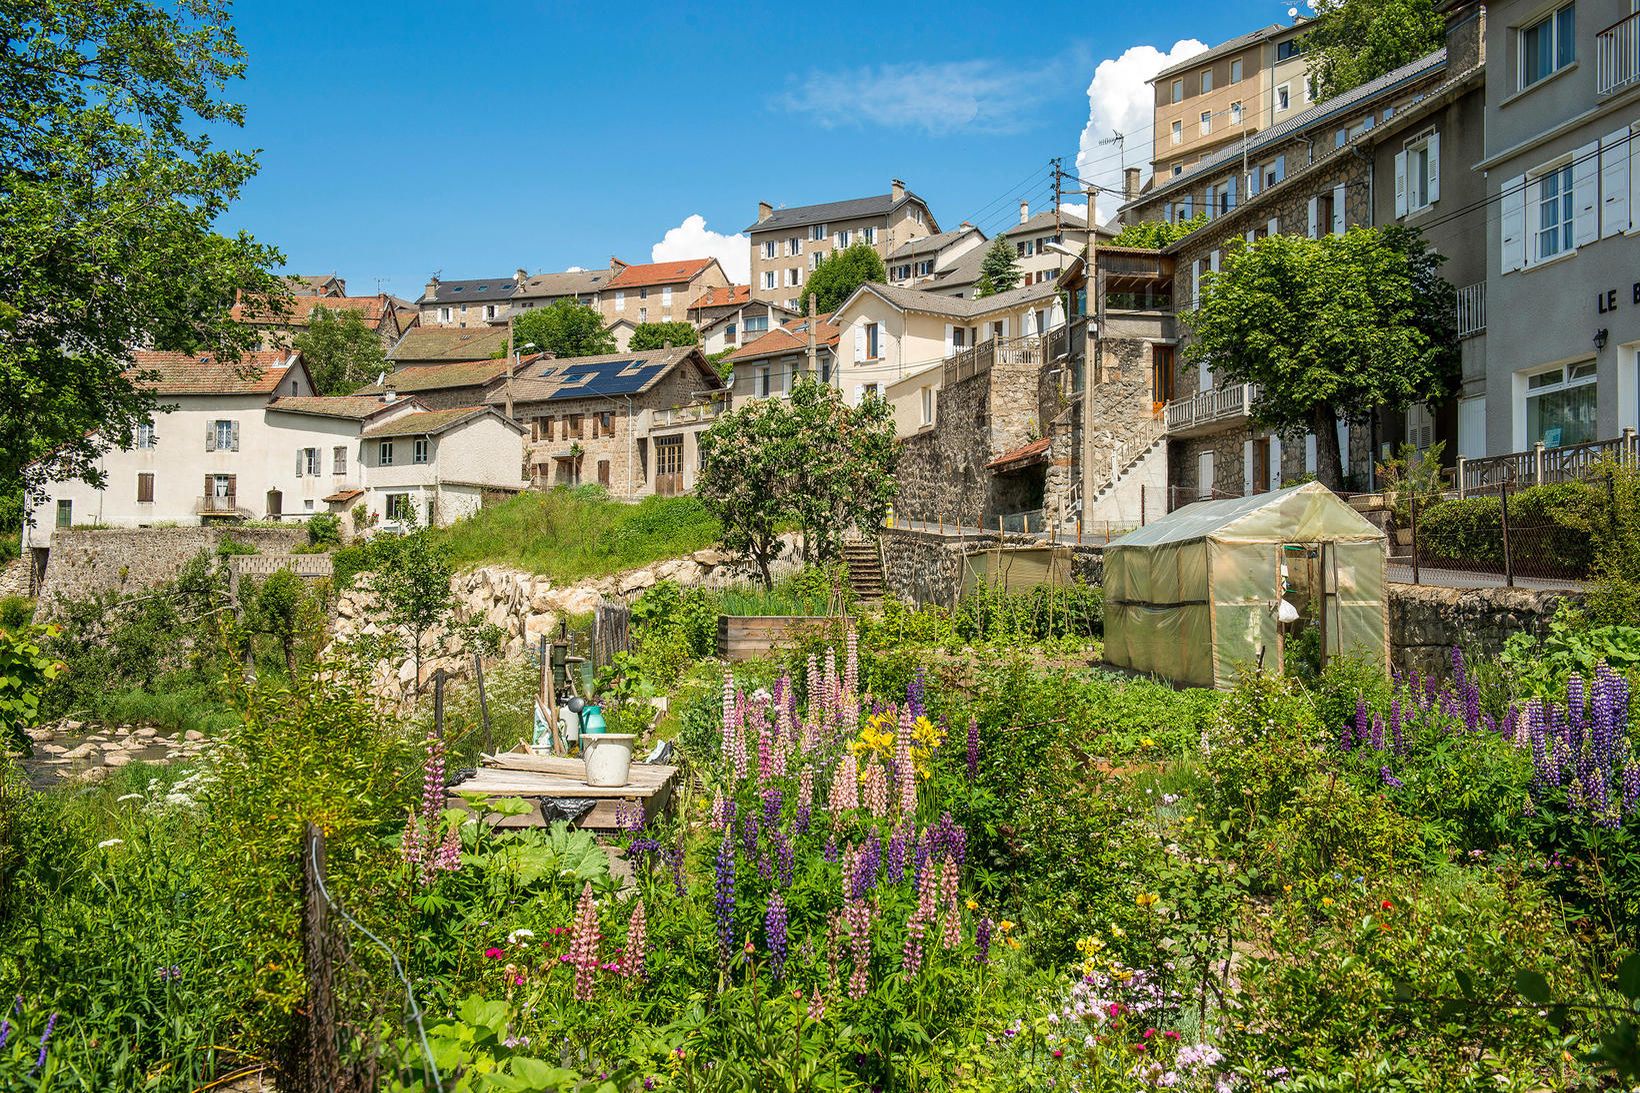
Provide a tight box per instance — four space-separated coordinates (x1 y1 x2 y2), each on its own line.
1103 483 1387 689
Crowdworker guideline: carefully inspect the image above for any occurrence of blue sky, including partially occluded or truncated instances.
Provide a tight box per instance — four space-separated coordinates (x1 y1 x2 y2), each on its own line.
225 0 1296 299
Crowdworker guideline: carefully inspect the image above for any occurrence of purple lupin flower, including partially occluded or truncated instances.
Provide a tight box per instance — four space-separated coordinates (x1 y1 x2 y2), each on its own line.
1390 696 1405 755
907 668 926 721
765 891 790 981
823 837 840 863
1380 766 1405 789
667 844 688 898
966 716 980 780
1370 714 1384 752
975 917 993 966
31 1013 56 1075
0 1018 9 1051
1354 697 1370 747
762 787 784 831
1621 764 1640 817
849 830 882 898
713 835 736 969
886 822 911 883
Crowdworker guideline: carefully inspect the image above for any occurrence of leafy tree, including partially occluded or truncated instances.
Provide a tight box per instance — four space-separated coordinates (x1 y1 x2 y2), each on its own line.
974 238 1023 298
292 307 388 395
373 523 454 689
697 380 897 586
1109 214 1209 249
629 322 699 352
707 347 737 381
801 243 887 315
1183 227 1457 490
1303 0 1446 103
2 0 285 513
0 624 64 754
241 569 326 679
510 300 616 359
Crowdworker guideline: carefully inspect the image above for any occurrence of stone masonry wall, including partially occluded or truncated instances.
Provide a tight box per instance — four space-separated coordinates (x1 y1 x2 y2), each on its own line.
879 526 1104 609
1388 583 1575 677
36 526 307 614
894 371 989 527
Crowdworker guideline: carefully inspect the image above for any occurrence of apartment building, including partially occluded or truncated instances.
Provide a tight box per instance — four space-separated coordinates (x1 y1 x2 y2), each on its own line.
747 179 939 306
600 258 731 329
928 204 1111 296
496 346 729 498
417 267 615 327
1476 0 1640 468
887 224 986 289
1149 19 1311 185
726 314 841 402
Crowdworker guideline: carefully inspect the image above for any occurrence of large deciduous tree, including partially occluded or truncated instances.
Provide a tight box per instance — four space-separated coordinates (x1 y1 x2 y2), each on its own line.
974 238 1023 298
1109 214 1209 249
629 321 699 352
293 308 389 395
2 0 285 511
1303 0 1446 103
510 300 616 359
801 243 887 315
1183 227 1458 490
696 381 897 586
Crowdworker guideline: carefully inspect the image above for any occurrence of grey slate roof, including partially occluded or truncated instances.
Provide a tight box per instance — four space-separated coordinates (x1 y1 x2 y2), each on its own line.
516 268 611 299
424 277 516 305
888 226 983 261
746 191 937 234
1129 47 1448 210
1152 20 1307 82
1000 208 1099 239
853 279 1059 319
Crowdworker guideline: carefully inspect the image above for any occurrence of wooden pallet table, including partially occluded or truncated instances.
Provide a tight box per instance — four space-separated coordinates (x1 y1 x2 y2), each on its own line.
447 751 679 831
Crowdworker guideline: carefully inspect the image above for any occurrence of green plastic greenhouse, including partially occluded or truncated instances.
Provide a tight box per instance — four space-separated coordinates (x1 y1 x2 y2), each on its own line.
1102 482 1388 689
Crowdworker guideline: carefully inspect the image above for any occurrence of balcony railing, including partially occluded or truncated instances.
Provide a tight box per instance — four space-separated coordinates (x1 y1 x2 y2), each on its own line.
198 493 239 515
1597 10 1640 96
943 333 1048 388
650 399 728 428
1457 430 1640 495
1163 382 1259 434
1455 282 1486 338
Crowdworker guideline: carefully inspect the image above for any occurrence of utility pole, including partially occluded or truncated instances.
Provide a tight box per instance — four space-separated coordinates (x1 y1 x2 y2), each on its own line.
806 293 818 380
1052 157 1064 238
505 313 516 421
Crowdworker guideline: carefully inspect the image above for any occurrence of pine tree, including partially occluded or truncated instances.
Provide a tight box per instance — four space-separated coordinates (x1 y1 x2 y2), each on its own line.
974 239 1021 298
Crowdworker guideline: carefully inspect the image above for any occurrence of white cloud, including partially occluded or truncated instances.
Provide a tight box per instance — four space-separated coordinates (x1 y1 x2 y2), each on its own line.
776 59 1056 135
651 214 750 283
1076 40 1208 224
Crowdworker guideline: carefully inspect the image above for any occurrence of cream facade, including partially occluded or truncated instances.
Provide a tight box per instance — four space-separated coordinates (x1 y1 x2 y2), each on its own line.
747 180 939 307
358 408 527 530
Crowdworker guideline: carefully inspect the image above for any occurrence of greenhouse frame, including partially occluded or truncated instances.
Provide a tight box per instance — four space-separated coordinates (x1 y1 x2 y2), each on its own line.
1102 482 1388 689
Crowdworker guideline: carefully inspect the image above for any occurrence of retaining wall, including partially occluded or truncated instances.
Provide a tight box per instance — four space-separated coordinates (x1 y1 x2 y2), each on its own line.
35 526 308 614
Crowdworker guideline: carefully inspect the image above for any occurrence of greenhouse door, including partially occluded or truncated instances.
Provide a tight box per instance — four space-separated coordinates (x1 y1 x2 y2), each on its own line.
1316 541 1341 667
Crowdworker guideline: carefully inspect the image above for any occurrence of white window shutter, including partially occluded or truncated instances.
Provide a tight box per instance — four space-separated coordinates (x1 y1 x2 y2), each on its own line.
1500 174 1526 273
1190 259 1200 305
1269 435 1283 486
1331 185 1347 234
1201 357 1215 392
205 421 216 452
1306 196 1319 238
1304 433 1318 473
1274 155 1285 182
1000 317 1010 338
231 421 240 451
1246 230 1256 243
1267 216 1279 236
854 325 865 363
1205 184 1216 218
295 450 303 477
1573 139 1601 247
944 323 954 357
1602 129 1631 238
1209 249 1221 273
1393 150 1408 218
1242 439 1255 496
1426 132 1440 204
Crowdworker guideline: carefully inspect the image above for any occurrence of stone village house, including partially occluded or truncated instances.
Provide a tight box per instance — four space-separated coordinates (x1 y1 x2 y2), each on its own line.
493 346 730 498
725 313 842 402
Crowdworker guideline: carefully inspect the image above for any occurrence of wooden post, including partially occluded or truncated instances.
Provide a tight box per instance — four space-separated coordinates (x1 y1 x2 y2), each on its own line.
1140 484 1147 526
1409 493 1420 585
433 668 445 741
301 822 341 1091
474 653 492 755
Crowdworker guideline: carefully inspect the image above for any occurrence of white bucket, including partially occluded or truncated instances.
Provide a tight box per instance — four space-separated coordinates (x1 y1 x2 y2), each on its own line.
582 733 637 787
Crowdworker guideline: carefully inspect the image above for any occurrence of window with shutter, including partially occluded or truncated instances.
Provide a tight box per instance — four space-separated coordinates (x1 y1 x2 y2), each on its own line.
230 421 239 451
1331 185 1346 234
333 446 347 474
1572 139 1600 248
1500 173 1527 272
137 473 154 503
1602 129 1631 238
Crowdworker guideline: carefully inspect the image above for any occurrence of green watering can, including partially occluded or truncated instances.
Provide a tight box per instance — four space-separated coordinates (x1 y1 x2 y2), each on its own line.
580 704 607 735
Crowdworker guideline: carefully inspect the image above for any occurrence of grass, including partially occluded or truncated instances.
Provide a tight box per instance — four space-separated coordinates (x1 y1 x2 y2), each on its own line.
95 683 245 737
716 585 834 617
432 486 721 582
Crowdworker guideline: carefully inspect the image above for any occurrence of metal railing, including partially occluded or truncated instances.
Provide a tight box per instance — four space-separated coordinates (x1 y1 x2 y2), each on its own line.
198 492 239 514
1456 429 1639 494
1163 381 1258 433
1099 411 1167 496
1597 10 1640 96
650 399 727 427
1455 282 1486 338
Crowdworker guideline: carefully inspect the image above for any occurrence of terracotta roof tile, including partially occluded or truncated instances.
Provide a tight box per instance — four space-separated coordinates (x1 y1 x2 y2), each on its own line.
127 350 298 395
729 314 840 362
986 437 1051 470
607 259 715 290
266 395 405 420
231 293 393 325
690 284 751 310
358 356 536 395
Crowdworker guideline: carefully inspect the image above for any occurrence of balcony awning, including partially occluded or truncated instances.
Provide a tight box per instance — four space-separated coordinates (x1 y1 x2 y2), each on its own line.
324 488 364 503
986 437 1051 473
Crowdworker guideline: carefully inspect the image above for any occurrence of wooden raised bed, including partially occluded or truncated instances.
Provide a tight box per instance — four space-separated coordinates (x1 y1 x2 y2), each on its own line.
717 614 843 661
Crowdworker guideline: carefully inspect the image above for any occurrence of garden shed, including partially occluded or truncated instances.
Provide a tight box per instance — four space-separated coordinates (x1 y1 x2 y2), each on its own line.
1103 482 1387 689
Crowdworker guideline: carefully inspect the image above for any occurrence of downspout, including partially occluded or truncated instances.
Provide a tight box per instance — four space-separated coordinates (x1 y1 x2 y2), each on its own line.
627 394 635 498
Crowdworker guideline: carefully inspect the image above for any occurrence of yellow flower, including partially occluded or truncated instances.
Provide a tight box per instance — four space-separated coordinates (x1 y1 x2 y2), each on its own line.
1135 892 1159 908
998 919 1016 933
1140 736 1156 748
1282 884 1293 894
965 898 978 911
1110 925 1125 939
1322 897 1334 907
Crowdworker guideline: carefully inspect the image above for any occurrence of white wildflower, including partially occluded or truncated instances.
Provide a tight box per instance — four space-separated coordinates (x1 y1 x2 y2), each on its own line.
97 838 124 849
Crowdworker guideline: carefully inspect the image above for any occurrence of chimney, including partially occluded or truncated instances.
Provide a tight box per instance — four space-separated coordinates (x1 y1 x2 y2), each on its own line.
1443 0 1486 70
514 267 527 284
891 178 906 202
757 201 773 223
1124 167 1142 204
1019 200 1030 225
423 275 439 300
960 220 973 230
384 380 398 404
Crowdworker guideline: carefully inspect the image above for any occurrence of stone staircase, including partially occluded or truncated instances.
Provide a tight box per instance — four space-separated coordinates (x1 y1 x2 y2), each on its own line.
842 539 886 603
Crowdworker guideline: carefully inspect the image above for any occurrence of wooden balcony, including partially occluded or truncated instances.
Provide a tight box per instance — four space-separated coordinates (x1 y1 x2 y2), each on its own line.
649 398 728 428
197 493 242 517
942 333 1047 389
1163 382 1258 437
1597 10 1640 96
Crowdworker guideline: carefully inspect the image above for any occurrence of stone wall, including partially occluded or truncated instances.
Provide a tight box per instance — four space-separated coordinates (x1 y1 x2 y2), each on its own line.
36 526 308 614
1387 582 1575 677
879 526 1104 608
895 371 989 527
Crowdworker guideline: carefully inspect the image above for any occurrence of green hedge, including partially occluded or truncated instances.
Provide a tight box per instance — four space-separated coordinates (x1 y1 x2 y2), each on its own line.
1419 482 1601 574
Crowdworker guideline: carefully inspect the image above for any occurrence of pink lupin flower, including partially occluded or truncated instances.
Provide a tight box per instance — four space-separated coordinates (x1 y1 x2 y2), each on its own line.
829 753 859 812
842 631 860 732
569 883 601 1001
938 861 962 950
710 788 728 831
807 986 826 1022
620 899 647 982
797 765 815 808
903 863 938 977
896 707 917 815
862 761 890 818
844 895 872 999
436 823 462 873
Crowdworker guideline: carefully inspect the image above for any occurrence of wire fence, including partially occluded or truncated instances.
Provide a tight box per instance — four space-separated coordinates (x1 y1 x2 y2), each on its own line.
1394 478 1601 589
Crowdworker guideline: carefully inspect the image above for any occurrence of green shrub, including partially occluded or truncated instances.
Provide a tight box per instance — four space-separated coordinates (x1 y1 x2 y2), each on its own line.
305 511 342 547
1419 481 1599 574
0 595 34 631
